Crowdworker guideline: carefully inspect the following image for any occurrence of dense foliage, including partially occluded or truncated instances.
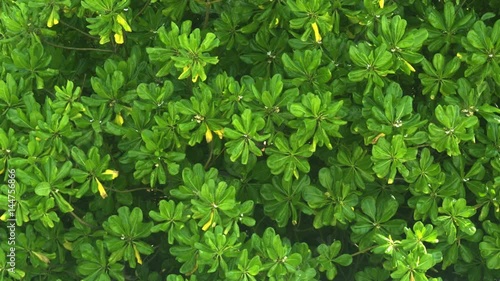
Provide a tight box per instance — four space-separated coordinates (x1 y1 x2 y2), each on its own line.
1 0 500 280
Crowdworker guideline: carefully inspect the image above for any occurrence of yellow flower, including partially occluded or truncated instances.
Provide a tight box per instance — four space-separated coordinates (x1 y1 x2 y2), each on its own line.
47 9 59 28
133 244 143 265
379 0 384 8
202 209 215 231
102 169 119 180
214 129 224 139
114 32 124 44
95 178 108 199
205 125 213 143
115 112 124 126
311 22 322 43
116 14 132 32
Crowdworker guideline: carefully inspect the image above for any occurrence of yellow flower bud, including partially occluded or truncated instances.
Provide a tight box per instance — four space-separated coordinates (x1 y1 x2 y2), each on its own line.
311 22 322 43
115 112 124 126
202 210 215 231
116 14 132 32
214 129 224 139
133 244 143 265
205 125 213 143
95 178 108 199
114 32 124 44
102 169 119 180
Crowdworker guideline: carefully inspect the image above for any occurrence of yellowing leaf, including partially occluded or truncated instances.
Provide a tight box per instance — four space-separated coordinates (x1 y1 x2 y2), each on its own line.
95 178 108 199
311 22 322 43
102 169 119 180
192 73 199 83
114 32 124 44
133 244 143 265
33 251 50 264
379 0 384 8
205 125 213 143
403 59 416 72
63 240 73 251
115 113 124 126
214 129 224 139
202 209 214 231
116 14 132 32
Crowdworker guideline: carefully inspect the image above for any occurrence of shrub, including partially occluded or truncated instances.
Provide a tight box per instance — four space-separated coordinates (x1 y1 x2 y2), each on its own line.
0 0 499 280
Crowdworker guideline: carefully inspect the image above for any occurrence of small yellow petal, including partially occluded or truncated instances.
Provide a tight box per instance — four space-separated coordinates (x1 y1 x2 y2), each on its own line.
202 210 214 231
379 0 385 8
0 213 7 221
214 129 224 139
116 14 132 32
192 74 199 83
133 244 143 265
95 178 108 199
205 126 213 143
311 22 322 43
456 53 463 59
115 113 124 126
102 169 119 179
114 32 124 44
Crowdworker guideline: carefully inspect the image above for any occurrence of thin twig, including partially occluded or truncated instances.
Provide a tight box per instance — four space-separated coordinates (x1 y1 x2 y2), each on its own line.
107 187 155 193
133 0 151 21
42 40 114 53
60 20 98 39
351 245 377 257
69 211 95 229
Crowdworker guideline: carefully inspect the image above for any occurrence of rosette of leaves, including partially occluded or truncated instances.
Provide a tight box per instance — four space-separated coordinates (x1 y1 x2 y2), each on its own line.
303 167 358 228
288 91 346 152
428 104 478 156
240 29 289 78
251 74 298 133
223 109 271 165
362 82 426 143
81 0 133 44
351 195 406 249
461 19 500 83
371 134 417 184
281 49 332 93
418 53 461 100
260 175 313 227
424 1 475 53
348 43 395 93
367 15 428 74
102 206 154 268
287 0 333 43
265 133 313 182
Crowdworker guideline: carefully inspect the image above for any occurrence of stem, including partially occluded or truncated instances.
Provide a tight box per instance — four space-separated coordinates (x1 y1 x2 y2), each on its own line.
107 187 155 193
133 0 151 21
204 141 214 169
350 245 377 257
69 211 95 229
60 20 98 39
43 40 114 53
